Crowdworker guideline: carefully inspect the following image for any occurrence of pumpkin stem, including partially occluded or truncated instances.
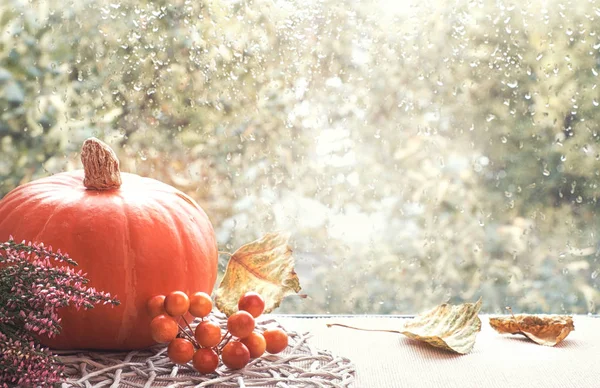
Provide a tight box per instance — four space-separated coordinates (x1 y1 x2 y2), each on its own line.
81 137 122 190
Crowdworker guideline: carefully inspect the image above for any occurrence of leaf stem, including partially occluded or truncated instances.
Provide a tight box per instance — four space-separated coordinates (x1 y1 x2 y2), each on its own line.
505 306 524 333
326 323 404 335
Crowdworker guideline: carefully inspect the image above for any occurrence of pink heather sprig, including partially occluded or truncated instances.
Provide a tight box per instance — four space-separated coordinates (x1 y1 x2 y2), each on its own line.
0 237 120 387
0 332 63 387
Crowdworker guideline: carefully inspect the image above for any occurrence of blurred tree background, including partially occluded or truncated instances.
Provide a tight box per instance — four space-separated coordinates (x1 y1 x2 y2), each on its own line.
1 0 598 314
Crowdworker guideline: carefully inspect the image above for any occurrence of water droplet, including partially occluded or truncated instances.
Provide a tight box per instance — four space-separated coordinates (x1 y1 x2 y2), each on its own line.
592 270 599 280
226 153 232 161
542 169 550 176
593 99 599 107
592 68 598 77
138 151 147 161
576 196 583 203
525 92 531 100
565 28 573 36
562 268 569 275
147 88 156 95
486 114 496 122
536 53 543 61
501 136 508 143
560 155 567 161
507 80 518 88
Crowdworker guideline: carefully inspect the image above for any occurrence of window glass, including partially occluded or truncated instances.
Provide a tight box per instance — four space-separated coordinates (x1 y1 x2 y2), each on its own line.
1 0 599 314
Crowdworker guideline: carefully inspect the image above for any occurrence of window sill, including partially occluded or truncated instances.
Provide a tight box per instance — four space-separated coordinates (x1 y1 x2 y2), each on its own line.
276 315 599 388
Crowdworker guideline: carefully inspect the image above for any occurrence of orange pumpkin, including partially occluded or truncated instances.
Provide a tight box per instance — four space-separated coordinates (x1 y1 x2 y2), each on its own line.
0 138 218 350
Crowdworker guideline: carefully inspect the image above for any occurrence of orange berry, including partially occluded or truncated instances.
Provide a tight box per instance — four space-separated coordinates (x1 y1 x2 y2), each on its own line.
189 292 213 318
146 295 166 318
167 338 194 364
240 332 266 358
150 314 179 343
263 328 288 354
227 311 255 339
194 321 222 348
238 292 265 318
193 348 219 374
164 291 190 316
221 341 250 370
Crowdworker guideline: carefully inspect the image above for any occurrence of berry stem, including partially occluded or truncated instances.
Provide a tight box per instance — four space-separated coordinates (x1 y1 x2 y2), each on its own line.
217 331 232 351
177 322 200 348
181 315 195 336
326 323 404 335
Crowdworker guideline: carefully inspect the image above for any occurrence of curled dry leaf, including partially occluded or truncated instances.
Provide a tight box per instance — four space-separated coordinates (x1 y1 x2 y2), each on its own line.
489 315 574 346
400 298 482 354
214 232 302 316
328 299 482 354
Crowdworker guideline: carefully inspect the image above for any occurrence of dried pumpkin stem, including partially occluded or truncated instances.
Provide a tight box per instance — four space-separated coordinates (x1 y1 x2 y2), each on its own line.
81 137 122 190
326 323 404 335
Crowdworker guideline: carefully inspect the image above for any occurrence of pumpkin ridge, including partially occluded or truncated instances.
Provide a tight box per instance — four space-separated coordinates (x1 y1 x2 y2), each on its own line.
152 196 196 287
117 194 136 346
0 190 64 241
34 197 81 246
170 204 191 292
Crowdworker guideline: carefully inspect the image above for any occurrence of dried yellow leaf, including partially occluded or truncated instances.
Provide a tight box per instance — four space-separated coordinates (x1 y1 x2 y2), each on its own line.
400 298 482 354
214 232 302 316
489 315 574 346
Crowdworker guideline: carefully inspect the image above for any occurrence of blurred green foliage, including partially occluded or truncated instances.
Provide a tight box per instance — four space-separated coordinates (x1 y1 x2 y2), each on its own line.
1 0 599 314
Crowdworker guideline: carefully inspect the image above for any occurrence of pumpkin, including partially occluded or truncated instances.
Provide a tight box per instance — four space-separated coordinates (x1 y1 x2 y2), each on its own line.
0 138 218 350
